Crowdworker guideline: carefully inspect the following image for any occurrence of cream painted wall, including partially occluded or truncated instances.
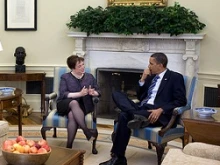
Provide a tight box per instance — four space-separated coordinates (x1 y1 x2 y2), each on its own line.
168 0 220 74
0 0 220 110
0 0 106 66
168 0 220 108
0 0 218 71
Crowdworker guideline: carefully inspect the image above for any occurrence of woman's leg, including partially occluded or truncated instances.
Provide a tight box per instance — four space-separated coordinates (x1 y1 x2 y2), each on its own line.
66 110 78 148
68 100 94 141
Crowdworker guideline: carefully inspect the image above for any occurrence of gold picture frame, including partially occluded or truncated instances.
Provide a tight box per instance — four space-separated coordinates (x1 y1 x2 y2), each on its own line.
108 0 167 7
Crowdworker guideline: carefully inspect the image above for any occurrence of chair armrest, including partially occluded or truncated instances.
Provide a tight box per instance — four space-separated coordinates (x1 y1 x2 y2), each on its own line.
44 92 57 117
159 109 179 136
159 104 191 137
92 96 99 104
176 104 191 115
92 96 99 120
45 92 57 101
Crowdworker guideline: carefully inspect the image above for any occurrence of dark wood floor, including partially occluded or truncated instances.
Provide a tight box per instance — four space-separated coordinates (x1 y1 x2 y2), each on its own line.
3 111 42 125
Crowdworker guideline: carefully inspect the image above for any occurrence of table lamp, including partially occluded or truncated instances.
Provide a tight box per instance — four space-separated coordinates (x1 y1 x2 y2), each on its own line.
0 41 3 51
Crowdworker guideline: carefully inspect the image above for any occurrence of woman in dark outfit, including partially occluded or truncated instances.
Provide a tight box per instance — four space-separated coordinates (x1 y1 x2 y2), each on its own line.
56 55 101 148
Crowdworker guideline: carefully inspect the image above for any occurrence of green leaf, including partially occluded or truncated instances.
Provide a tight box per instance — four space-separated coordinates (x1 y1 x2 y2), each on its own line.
66 3 206 36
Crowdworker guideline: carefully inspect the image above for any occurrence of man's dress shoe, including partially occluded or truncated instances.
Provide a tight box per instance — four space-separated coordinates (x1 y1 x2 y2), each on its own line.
99 156 127 165
127 115 150 129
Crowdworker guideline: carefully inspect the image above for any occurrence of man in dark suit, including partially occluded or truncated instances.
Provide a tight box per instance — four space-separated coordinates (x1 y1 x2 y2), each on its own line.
99 52 187 165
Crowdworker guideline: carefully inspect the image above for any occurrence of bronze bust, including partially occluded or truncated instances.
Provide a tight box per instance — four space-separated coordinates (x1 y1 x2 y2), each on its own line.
14 47 26 73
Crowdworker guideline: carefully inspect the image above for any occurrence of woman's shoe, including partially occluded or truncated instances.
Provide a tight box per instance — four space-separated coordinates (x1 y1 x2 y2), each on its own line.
84 129 98 142
89 129 98 141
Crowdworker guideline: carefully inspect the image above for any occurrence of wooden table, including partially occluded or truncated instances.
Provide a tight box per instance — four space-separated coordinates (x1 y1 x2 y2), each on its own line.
182 109 220 146
0 146 86 165
0 88 23 135
0 73 46 114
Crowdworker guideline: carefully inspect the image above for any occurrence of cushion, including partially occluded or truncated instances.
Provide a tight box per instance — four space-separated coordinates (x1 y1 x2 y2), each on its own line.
0 121 9 136
132 124 184 144
183 142 220 161
0 121 9 145
42 109 94 128
162 149 220 165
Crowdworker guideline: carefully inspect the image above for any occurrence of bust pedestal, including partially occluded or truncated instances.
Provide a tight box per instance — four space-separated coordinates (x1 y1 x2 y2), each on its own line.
15 65 26 73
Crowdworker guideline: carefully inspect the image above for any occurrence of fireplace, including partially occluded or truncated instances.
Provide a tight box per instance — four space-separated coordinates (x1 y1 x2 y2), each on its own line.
68 32 205 118
96 68 142 119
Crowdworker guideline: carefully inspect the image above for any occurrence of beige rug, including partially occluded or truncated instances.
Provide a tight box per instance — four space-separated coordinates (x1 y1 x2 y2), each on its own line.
8 126 182 165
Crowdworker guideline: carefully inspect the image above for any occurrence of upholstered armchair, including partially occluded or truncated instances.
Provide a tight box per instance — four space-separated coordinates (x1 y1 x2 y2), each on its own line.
41 67 99 154
112 76 197 165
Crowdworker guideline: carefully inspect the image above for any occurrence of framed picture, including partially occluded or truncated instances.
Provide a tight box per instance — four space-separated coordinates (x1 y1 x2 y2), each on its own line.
5 0 37 31
108 0 167 7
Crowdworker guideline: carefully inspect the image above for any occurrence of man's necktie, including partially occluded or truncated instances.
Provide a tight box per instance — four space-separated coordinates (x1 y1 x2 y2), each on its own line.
140 75 159 106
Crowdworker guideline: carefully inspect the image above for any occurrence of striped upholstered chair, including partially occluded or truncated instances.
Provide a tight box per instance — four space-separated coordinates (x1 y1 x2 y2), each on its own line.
41 67 99 154
112 76 197 165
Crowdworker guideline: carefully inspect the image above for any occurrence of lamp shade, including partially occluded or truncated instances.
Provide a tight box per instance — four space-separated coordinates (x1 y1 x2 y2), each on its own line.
0 41 3 51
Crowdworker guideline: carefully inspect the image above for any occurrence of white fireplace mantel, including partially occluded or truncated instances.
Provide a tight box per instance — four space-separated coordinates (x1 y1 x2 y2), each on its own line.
68 32 205 79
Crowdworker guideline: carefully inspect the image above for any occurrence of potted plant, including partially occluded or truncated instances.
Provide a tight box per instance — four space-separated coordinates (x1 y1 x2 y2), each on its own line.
66 2 206 36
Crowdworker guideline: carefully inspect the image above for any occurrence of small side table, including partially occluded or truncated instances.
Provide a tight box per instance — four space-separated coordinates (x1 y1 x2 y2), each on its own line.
0 72 46 114
182 109 220 146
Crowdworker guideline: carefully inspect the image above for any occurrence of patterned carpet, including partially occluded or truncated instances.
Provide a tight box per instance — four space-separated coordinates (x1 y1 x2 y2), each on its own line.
8 125 152 149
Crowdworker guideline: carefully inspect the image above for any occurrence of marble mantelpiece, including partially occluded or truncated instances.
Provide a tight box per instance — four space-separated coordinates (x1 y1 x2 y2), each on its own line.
68 32 205 82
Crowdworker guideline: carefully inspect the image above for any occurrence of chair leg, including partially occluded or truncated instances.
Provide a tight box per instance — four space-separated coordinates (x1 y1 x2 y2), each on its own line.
153 142 167 165
148 141 152 149
41 127 53 140
41 127 58 139
92 138 98 154
180 136 185 148
111 131 116 142
183 129 190 147
53 127 57 138
92 129 98 154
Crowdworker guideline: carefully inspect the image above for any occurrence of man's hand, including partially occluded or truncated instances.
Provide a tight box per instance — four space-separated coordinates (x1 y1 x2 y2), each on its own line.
148 108 163 123
140 68 151 82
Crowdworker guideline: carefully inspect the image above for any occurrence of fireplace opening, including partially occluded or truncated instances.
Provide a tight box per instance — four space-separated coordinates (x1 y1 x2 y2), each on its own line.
96 68 143 119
